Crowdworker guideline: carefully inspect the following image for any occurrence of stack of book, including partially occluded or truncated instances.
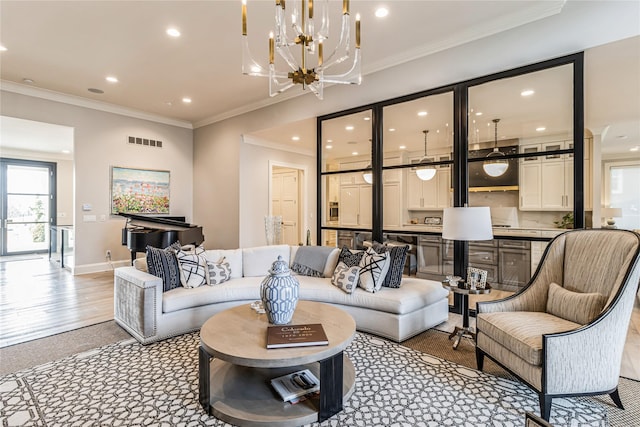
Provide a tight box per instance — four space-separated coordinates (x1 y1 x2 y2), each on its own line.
266 323 329 349
270 369 320 404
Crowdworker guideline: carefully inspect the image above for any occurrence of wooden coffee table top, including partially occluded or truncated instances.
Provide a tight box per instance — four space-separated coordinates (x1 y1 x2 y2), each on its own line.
200 300 356 369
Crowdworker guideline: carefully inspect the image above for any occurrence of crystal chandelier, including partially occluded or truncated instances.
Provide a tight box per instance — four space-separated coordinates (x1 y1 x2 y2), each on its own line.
483 119 509 177
416 130 436 181
241 0 362 99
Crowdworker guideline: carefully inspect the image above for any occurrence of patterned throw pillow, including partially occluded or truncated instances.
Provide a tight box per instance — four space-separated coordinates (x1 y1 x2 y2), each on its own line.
358 247 390 293
331 261 361 294
208 257 232 285
146 244 182 292
338 246 364 267
176 249 209 288
372 242 409 288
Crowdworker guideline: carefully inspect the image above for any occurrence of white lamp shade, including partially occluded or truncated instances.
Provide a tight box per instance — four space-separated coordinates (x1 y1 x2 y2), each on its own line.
362 172 373 184
442 207 493 241
416 166 436 181
482 162 509 177
602 207 622 217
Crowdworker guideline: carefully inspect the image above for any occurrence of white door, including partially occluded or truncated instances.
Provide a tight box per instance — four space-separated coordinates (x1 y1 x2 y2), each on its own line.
272 169 300 245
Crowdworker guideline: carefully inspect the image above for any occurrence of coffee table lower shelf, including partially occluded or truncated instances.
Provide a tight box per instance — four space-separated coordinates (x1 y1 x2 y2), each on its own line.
208 355 355 427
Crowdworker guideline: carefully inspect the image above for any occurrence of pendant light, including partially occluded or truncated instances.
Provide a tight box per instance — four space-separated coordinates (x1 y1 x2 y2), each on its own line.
483 118 509 177
416 130 436 181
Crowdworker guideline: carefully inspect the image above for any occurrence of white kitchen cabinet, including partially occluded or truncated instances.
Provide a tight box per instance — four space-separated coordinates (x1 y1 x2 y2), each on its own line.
406 166 451 210
383 183 401 227
541 161 567 209
519 163 542 209
339 184 371 227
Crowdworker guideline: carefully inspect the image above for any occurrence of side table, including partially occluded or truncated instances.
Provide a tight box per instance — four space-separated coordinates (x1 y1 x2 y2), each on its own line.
442 282 491 350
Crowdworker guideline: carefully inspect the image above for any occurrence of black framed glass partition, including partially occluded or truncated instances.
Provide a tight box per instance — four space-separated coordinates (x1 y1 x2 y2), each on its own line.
317 52 585 312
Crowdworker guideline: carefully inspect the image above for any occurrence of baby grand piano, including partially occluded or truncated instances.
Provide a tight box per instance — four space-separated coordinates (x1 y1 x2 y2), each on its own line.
120 213 204 265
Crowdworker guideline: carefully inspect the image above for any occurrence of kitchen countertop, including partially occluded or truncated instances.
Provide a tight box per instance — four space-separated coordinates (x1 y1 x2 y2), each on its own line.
399 224 565 238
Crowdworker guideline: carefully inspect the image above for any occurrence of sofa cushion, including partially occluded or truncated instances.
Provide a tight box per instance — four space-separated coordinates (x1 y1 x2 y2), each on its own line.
331 262 361 294
372 241 409 288
242 245 291 277
146 244 182 292
358 247 390 293
297 276 449 315
176 249 209 288
290 246 340 278
204 249 243 279
163 277 262 313
477 311 581 365
338 246 364 268
207 257 232 285
546 282 607 325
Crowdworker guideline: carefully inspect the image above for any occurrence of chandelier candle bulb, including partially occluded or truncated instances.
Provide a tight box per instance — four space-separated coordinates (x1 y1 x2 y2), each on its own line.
242 0 247 35
318 41 323 66
356 14 361 48
343 0 349 15
269 32 274 64
309 0 313 19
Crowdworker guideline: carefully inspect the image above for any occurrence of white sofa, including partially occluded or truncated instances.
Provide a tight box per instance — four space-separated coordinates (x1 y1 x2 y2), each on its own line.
114 244 450 344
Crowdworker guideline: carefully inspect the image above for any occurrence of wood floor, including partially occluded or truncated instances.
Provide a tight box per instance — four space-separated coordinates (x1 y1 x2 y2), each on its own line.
1 256 639 380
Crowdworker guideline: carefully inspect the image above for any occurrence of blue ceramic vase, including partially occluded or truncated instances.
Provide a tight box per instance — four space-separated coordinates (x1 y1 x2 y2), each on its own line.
260 255 299 325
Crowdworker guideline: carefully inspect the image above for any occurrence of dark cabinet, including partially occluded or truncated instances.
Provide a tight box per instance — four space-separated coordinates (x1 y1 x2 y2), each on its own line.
417 236 443 278
498 241 531 291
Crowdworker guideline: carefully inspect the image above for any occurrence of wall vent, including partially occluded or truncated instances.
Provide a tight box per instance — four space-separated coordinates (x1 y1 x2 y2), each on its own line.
128 136 163 148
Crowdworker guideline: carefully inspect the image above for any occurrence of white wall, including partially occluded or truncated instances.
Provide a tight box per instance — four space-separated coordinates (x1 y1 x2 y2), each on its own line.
193 1 640 248
0 91 194 273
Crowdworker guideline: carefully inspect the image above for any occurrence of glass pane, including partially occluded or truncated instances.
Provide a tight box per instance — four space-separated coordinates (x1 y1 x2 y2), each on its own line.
7 164 49 194
383 92 454 167
321 110 372 173
321 174 341 227
6 222 50 252
7 194 50 223
321 229 338 247
338 179 371 229
608 164 640 230
467 64 575 230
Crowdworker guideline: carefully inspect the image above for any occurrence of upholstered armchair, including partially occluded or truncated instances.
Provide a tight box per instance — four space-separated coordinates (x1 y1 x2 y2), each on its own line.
475 229 640 421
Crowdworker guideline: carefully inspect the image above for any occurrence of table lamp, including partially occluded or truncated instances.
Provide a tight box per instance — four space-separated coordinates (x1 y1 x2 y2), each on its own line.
602 207 622 228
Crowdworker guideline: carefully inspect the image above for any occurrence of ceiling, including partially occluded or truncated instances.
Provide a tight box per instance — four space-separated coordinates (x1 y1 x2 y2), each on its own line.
0 1 638 157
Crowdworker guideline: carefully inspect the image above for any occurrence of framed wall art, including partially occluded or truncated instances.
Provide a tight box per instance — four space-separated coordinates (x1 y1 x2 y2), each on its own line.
110 166 170 214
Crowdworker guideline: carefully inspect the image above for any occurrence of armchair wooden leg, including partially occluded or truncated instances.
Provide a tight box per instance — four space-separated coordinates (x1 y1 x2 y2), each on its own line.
475 347 485 371
609 388 625 410
540 394 552 421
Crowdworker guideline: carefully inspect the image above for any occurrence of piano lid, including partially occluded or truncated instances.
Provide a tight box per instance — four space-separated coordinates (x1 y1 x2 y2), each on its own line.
119 212 196 231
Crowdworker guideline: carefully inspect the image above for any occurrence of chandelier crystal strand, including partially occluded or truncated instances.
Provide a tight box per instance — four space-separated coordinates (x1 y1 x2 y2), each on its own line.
242 0 362 99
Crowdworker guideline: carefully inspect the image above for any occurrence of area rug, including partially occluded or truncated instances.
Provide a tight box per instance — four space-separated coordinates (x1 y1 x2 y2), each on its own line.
0 332 606 426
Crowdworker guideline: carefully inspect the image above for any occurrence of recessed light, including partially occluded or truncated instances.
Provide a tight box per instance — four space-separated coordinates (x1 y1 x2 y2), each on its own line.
536 127 546 132
325 145 333 149
388 128 396 132
0 45 7 52
22 78 35 84
475 112 483 116
61 150 71 154
345 125 354 131
630 146 639 152
417 111 428 117
88 88 104 94
352 151 358 156
375 7 389 18
399 145 406 150
291 136 300 141
166 28 181 37
182 97 192 103
327 139 333 143
521 89 535 97
363 117 370 121
106 76 118 83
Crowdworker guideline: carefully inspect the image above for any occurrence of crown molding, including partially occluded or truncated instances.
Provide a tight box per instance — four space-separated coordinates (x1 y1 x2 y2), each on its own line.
1 80 193 130
242 134 315 157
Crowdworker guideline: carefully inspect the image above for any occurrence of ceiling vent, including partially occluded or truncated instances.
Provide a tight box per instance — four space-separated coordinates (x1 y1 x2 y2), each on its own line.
128 136 162 148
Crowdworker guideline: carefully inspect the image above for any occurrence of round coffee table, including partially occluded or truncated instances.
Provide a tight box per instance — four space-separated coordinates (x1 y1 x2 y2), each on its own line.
199 300 356 427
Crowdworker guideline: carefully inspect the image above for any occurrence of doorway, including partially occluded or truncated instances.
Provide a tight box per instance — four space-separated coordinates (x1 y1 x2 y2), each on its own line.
271 165 305 246
0 158 56 255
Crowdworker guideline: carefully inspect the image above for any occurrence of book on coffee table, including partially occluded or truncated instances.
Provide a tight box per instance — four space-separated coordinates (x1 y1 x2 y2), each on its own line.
266 323 329 349
270 369 320 402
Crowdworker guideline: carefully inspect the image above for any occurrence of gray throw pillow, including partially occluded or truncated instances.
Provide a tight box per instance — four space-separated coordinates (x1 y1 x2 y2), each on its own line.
546 282 607 325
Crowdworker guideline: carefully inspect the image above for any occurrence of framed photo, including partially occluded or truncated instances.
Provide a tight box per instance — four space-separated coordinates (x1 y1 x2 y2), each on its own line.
466 267 488 289
110 166 170 214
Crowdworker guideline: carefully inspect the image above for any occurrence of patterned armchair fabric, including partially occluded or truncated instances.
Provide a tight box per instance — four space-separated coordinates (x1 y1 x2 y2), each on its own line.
475 229 640 421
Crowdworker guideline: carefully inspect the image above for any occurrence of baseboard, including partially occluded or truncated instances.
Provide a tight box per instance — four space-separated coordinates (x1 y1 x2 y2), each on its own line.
73 260 129 275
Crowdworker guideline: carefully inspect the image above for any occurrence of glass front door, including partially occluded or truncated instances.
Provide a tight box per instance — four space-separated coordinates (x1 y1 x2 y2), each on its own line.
1 159 56 255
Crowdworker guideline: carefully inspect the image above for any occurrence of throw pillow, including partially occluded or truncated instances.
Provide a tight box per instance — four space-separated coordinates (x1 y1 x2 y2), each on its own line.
358 247 390 293
176 249 209 288
546 282 607 325
208 256 232 285
338 246 365 268
146 244 182 292
372 242 409 288
331 261 361 294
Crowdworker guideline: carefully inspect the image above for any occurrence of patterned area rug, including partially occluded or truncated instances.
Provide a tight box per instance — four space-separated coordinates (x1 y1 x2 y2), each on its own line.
0 332 607 426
